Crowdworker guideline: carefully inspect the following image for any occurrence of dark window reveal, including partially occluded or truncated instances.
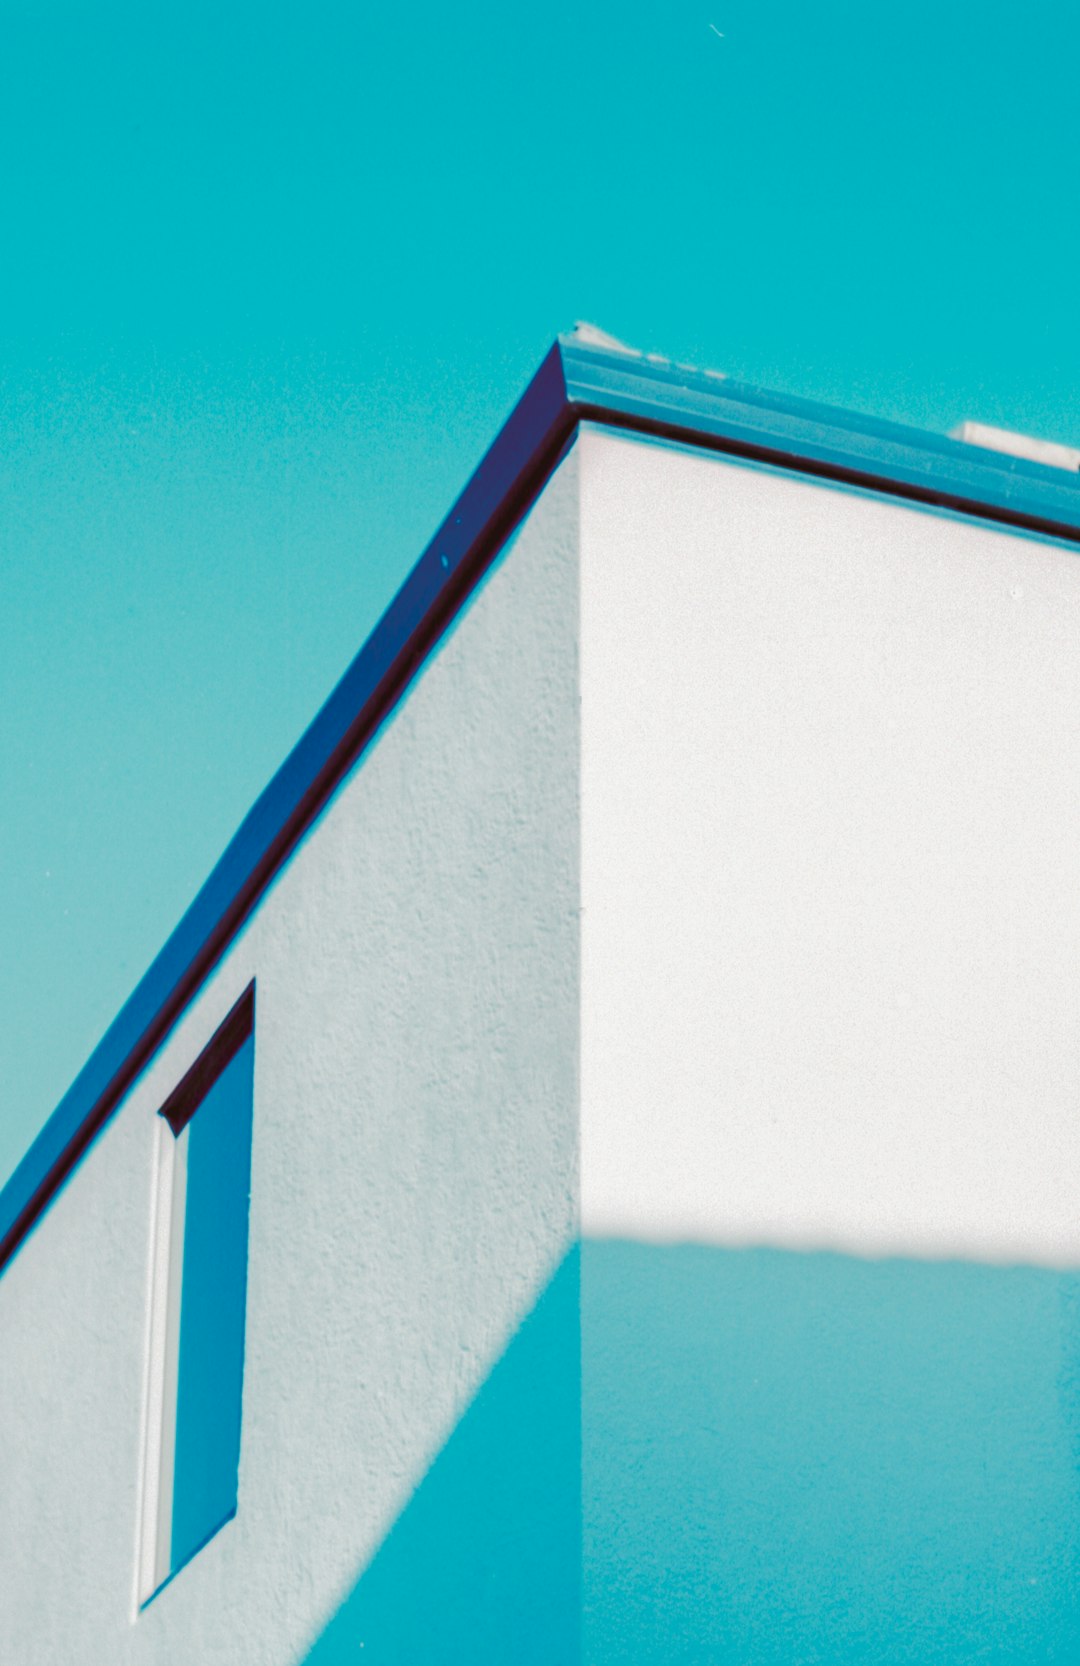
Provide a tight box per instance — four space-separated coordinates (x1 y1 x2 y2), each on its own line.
148 986 254 1594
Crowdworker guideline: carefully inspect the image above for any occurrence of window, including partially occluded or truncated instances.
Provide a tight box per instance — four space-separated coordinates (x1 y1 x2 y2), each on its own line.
139 986 255 1601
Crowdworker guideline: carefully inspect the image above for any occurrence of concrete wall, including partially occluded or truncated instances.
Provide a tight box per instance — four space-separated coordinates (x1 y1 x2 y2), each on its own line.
8 415 1080 1664
0 448 581 1666
580 424 1080 1265
578 425 1080 1664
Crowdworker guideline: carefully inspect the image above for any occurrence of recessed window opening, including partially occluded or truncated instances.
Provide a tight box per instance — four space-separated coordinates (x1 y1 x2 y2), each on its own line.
138 985 255 1604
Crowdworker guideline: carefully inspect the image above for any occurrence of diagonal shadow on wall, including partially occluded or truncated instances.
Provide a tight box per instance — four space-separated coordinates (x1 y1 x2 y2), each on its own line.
296 1238 1080 1666
582 1241 1080 1666
299 1246 581 1666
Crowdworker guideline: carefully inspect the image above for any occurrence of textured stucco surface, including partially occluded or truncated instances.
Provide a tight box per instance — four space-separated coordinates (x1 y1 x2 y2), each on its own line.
0 448 580 1665
576 427 1080 1661
9 414 1080 1663
580 1239 1080 1665
580 424 1080 1264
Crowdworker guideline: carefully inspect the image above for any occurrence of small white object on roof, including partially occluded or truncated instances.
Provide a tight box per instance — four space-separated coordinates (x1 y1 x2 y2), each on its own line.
570 321 643 355
567 321 728 382
950 419 1080 474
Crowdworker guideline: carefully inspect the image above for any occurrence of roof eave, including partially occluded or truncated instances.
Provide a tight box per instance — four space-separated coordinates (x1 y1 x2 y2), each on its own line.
560 334 1080 542
0 341 574 1272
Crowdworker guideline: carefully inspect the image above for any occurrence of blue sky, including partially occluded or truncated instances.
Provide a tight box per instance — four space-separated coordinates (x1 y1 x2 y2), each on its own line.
2 0 1079 1184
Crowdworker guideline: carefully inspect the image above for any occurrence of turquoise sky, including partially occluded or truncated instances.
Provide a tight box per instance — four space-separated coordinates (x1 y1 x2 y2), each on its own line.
2 0 1079 1184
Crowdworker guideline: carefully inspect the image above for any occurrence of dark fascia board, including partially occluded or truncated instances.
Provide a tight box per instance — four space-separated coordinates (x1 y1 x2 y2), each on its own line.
3 333 1080 1272
159 983 255 1137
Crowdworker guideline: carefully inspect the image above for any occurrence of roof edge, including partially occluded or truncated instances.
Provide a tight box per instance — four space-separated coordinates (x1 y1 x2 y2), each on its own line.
0 341 574 1272
4 332 1080 1273
560 335 1080 543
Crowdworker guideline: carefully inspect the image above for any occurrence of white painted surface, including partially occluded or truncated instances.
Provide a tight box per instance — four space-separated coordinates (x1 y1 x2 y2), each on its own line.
9 408 1080 1663
951 419 1080 474
138 1115 187 1600
0 450 580 1664
580 426 1080 1264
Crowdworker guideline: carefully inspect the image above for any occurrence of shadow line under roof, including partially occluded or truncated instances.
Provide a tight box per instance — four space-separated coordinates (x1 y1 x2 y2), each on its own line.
3 331 1080 1272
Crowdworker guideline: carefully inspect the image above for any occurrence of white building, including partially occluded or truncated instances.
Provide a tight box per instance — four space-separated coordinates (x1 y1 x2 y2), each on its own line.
4 327 1080 1664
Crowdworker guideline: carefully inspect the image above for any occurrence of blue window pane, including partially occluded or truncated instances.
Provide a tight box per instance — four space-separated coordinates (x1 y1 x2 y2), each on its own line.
170 1031 254 1576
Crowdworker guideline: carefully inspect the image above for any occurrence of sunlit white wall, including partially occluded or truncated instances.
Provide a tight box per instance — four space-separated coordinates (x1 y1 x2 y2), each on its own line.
580 424 1080 1265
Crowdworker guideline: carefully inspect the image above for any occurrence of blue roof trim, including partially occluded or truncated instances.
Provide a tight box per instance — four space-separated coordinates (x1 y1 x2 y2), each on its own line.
3 333 1080 1271
0 342 573 1270
561 340 1080 541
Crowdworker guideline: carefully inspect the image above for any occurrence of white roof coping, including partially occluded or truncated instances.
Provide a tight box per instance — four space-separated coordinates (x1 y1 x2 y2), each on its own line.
950 419 1080 475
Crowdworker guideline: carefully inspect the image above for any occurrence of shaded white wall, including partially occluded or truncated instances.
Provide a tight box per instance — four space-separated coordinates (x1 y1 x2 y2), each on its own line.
580 424 1080 1265
0 449 581 1665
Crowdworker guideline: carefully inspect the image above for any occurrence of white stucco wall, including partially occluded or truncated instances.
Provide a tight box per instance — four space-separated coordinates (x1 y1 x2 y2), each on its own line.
580 424 1080 1265
8 409 1080 1663
0 449 581 1665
